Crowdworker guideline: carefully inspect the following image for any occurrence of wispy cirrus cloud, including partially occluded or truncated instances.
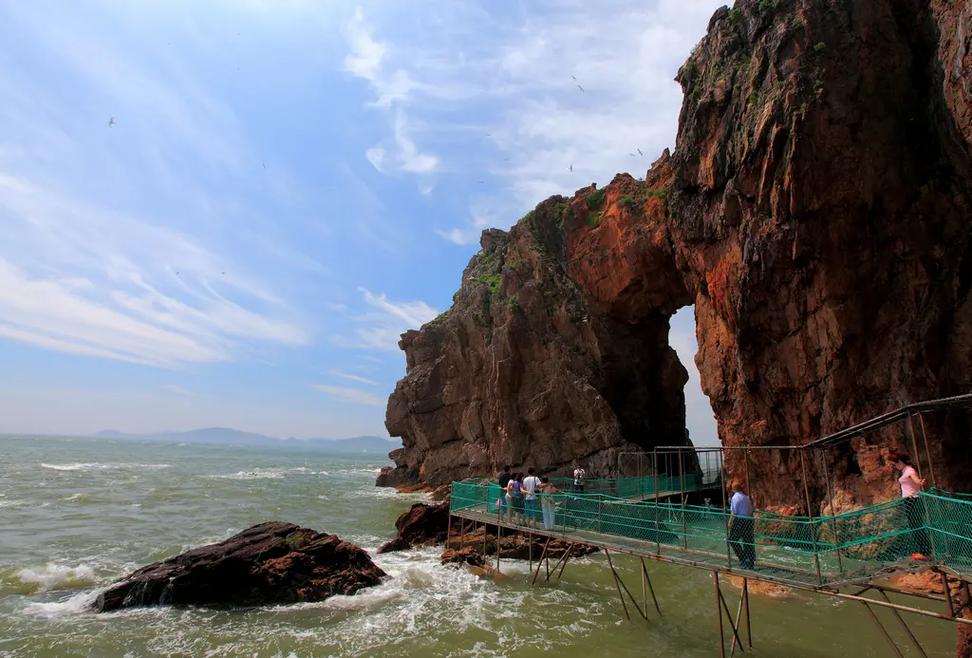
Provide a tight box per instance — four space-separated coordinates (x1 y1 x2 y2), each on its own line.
329 369 378 386
342 0 723 244
0 3 314 369
334 287 439 352
312 384 384 406
0 176 308 367
343 8 439 180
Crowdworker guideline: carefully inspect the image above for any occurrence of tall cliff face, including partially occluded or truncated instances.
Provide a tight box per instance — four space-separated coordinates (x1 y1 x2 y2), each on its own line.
381 179 692 486
380 0 972 504
667 0 972 506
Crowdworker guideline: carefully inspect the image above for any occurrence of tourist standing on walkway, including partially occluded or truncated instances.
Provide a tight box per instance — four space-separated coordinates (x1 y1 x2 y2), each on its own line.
894 454 930 561
497 465 512 520
728 485 755 569
573 464 586 493
539 477 559 530
522 468 542 526
507 472 525 524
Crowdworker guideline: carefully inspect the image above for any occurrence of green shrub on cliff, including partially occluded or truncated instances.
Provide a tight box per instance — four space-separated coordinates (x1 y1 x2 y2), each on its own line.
585 188 606 211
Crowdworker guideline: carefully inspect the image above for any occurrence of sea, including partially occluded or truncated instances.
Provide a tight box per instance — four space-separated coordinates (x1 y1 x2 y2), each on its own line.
0 435 957 657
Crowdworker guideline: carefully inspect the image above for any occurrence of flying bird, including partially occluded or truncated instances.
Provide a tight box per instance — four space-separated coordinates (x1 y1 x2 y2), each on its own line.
569 163 573 172
108 117 116 127
576 84 585 93
570 74 577 81
637 148 643 156
629 153 637 157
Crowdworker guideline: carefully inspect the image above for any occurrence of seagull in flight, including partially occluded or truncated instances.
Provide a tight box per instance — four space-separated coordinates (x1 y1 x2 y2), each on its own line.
570 74 577 81
108 117 116 127
576 84 585 93
569 163 573 172
637 148 643 156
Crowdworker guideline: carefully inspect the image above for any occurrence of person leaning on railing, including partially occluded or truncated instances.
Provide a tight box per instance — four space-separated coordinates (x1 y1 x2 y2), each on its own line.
893 453 930 561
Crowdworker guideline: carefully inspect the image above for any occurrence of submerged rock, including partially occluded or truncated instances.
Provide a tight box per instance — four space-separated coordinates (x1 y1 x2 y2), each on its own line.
94 522 385 612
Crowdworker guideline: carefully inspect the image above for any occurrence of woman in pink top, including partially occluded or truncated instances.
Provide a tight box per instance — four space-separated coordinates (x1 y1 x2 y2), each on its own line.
894 454 929 561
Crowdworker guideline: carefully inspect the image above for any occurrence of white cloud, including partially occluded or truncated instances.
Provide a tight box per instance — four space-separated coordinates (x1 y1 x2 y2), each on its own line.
333 288 438 352
360 287 438 328
329 369 377 386
313 384 384 406
343 8 387 81
0 175 308 368
340 0 724 242
342 10 439 180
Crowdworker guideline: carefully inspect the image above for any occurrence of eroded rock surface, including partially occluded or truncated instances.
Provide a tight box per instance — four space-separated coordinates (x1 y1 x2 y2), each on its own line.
380 0 972 509
95 522 385 612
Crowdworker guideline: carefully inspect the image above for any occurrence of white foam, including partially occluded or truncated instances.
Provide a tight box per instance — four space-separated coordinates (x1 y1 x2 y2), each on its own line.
40 462 170 472
211 467 325 480
15 563 97 592
22 588 100 617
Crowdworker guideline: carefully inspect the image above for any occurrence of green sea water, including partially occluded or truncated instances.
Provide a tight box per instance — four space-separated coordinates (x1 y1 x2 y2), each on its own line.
0 435 957 657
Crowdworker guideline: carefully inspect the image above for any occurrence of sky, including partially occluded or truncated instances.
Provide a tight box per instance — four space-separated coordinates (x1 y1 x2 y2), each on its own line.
0 0 724 443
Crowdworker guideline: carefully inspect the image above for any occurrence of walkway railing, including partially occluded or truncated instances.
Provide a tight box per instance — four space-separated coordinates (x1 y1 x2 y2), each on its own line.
451 481 972 586
547 474 702 498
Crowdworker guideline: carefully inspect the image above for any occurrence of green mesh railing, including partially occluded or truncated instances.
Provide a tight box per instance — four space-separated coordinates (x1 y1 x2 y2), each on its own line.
450 481 972 585
547 474 702 498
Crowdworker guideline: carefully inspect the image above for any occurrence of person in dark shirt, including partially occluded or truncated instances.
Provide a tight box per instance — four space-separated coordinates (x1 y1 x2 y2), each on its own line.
497 465 512 519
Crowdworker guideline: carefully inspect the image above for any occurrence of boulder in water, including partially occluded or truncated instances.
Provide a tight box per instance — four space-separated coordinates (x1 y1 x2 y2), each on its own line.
378 501 450 553
94 521 385 612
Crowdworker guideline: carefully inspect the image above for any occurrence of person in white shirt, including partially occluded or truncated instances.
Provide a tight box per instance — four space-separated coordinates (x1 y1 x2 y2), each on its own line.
572 465 586 493
521 468 542 526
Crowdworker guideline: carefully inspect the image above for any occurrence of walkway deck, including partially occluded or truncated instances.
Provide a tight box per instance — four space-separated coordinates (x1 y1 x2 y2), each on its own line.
451 483 972 591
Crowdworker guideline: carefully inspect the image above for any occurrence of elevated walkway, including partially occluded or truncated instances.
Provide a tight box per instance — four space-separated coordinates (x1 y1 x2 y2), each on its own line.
451 483 972 589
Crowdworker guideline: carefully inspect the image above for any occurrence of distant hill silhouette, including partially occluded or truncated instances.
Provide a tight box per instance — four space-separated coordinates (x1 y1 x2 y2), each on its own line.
93 427 400 454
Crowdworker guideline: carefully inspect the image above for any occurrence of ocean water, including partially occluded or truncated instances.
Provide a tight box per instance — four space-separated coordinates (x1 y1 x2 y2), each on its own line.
0 436 957 657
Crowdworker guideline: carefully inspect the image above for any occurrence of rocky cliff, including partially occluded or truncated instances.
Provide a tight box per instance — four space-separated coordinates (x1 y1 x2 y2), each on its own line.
380 0 972 507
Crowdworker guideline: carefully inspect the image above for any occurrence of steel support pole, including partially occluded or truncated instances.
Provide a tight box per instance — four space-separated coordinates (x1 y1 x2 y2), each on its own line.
531 537 551 585
875 589 929 658
641 558 662 616
799 450 823 583
714 572 726 658
446 513 453 550
654 449 661 556
496 524 501 572
917 412 938 486
820 448 845 576
860 601 905 658
743 578 752 649
720 451 731 568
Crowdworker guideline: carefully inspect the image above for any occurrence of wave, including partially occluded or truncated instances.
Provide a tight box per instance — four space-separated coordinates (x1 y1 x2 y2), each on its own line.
40 462 170 472
14 563 97 593
211 467 325 480
22 589 100 617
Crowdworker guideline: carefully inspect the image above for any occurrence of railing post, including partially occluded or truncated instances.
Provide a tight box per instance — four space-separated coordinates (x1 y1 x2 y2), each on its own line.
800 450 824 583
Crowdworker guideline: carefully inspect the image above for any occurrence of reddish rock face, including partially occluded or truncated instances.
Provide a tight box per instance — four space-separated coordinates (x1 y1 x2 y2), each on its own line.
382 194 692 486
381 0 972 508
95 522 385 612
668 0 972 507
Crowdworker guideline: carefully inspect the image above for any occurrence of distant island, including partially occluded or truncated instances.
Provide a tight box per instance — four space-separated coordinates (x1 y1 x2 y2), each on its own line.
93 427 401 455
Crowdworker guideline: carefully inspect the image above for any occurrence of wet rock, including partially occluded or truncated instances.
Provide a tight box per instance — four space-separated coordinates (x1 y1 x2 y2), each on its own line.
378 502 450 553
94 522 385 612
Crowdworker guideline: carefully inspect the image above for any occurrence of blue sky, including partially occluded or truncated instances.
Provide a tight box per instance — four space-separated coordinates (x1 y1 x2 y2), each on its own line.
0 0 722 442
